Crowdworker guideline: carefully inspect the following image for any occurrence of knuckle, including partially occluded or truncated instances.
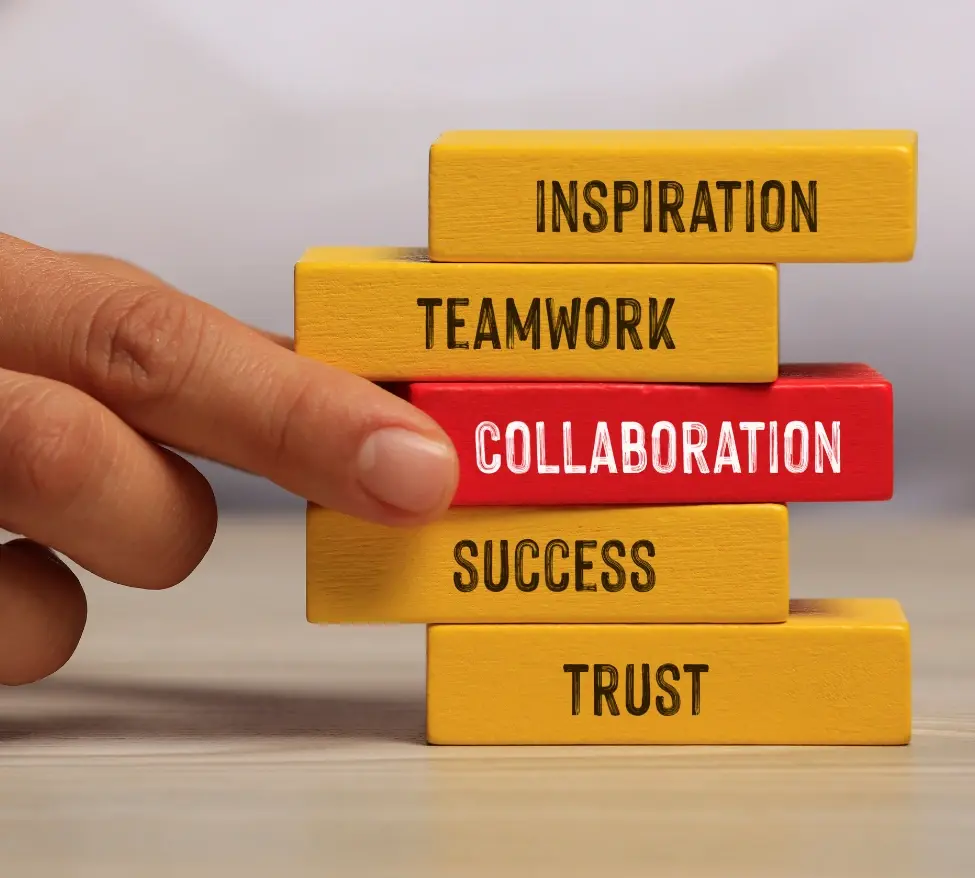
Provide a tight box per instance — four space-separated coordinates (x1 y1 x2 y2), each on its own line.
0 383 104 509
267 373 322 468
81 287 206 404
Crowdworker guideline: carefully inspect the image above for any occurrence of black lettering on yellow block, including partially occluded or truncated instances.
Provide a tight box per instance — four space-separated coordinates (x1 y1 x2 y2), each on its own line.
593 664 620 716
449 538 656 594
564 662 708 717
541 178 815 233
583 181 608 232
563 664 588 716
415 296 677 352
456 538 623 594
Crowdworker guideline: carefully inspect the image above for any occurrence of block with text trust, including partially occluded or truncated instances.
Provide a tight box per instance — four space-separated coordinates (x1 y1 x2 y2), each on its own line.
426 599 911 745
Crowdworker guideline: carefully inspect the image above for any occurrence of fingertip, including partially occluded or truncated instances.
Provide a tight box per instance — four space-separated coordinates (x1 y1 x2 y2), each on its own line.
269 364 461 526
0 539 87 685
127 450 219 590
355 379 462 519
355 426 459 522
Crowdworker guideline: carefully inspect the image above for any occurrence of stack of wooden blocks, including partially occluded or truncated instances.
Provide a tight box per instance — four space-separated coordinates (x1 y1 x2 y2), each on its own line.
296 130 917 746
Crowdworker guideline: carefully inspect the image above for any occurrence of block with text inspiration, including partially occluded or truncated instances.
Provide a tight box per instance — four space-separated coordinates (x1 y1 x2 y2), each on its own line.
294 247 778 382
426 599 911 745
406 364 892 506
306 504 788 624
428 130 917 263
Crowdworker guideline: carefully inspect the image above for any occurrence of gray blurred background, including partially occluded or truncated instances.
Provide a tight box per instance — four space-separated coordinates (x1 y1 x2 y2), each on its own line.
0 0 968 518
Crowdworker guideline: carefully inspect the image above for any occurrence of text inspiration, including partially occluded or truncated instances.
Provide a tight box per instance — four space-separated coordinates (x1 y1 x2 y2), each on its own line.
537 180 817 234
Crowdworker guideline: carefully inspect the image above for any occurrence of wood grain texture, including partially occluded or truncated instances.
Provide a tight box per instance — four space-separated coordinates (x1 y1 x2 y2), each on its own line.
426 599 911 745
428 130 917 263
0 513 973 875
305 504 788 623
407 363 893 505
294 247 778 382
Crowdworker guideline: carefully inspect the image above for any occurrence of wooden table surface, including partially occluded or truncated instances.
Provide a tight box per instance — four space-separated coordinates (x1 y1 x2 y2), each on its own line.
2 510 973 877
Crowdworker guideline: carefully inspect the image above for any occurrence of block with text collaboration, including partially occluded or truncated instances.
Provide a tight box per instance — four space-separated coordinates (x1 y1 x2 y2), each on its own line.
404 364 892 505
296 129 916 747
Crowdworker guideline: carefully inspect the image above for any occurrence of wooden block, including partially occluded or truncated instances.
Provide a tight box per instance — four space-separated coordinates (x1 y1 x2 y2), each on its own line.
306 504 788 624
426 599 911 745
406 363 892 505
294 247 778 382
428 130 917 263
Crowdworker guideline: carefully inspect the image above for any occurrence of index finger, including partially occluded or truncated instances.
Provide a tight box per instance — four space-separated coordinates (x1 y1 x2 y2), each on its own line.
0 234 458 524
60 252 295 349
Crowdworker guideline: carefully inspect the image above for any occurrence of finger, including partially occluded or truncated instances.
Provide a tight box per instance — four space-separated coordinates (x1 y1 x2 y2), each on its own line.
60 252 295 349
0 366 217 589
0 234 458 525
0 539 86 685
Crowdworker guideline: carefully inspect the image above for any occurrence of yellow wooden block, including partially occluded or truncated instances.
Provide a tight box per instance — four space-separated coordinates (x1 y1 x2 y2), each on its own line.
428 130 917 263
294 247 778 382
426 599 911 745
306 504 789 624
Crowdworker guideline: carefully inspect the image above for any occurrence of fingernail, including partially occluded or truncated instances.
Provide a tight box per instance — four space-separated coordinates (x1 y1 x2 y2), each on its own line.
357 427 456 514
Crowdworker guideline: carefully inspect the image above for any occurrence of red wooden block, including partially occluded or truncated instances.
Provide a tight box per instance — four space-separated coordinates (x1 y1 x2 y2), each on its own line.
406 364 893 506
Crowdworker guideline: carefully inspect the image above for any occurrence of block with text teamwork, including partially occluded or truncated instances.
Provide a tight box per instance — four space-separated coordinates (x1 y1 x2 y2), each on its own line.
426 599 911 745
406 364 892 505
428 130 917 263
306 504 788 624
294 247 778 382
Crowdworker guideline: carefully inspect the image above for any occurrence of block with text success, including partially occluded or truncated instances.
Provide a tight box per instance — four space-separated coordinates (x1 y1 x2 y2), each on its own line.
426 599 911 745
406 363 892 505
294 247 778 382
306 504 788 624
428 130 917 263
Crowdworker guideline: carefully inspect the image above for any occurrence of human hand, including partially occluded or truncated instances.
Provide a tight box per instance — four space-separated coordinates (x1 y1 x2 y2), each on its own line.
0 234 459 685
